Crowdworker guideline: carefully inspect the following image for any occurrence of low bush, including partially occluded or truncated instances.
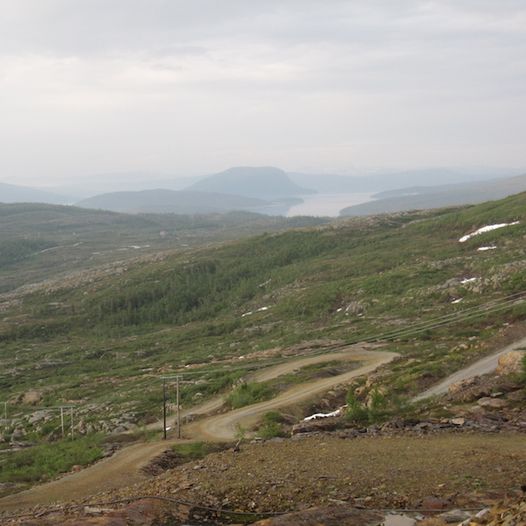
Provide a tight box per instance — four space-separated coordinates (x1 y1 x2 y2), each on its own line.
257 411 287 439
0 435 103 484
225 382 276 409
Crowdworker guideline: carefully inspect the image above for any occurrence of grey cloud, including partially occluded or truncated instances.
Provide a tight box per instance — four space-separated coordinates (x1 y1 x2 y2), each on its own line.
0 0 525 184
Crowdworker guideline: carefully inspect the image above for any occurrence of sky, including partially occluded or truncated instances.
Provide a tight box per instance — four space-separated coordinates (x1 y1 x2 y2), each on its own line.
1 0 526 186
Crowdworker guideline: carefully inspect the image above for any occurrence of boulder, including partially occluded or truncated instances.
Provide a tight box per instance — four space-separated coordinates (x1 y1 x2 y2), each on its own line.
421 496 451 511
496 350 526 376
438 509 472 523
22 390 43 405
292 417 342 435
477 397 508 409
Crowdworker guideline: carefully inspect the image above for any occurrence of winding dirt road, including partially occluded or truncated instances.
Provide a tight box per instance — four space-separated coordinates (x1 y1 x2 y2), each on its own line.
0 346 396 511
413 336 526 401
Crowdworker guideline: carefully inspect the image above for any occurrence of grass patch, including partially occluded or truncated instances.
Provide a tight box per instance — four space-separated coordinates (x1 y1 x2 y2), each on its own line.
257 411 287 439
0 434 103 486
226 382 276 409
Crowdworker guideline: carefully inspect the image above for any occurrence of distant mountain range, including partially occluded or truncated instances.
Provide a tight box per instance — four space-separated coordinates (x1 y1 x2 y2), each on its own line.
340 173 526 216
0 182 70 204
3 166 525 218
75 167 310 215
76 189 275 215
187 166 315 198
289 168 517 194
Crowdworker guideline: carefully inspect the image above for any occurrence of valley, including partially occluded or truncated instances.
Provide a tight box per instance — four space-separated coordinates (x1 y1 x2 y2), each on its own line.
0 192 525 524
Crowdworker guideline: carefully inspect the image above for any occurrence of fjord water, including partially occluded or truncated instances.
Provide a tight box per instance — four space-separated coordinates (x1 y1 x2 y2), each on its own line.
286 192 374 217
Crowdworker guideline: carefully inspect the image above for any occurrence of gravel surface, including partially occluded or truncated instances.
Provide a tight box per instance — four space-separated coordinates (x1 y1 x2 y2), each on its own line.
98 433 526 513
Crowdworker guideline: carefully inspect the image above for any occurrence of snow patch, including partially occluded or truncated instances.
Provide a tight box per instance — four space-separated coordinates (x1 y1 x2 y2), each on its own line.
451 298 463 304
241 306 270 318
460 277 477 285
303 407 345 421
459 221 519 243
477 245 497 251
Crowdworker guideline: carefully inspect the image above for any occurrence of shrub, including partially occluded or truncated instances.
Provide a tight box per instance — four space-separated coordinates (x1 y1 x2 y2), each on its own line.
226 382 275 409
345 391 369 424
257 411 286 439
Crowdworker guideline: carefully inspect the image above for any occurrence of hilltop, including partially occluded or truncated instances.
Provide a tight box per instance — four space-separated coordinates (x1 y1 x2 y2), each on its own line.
0 182 70 205
341 172 526 216
186 166 315 198
75 188 277 215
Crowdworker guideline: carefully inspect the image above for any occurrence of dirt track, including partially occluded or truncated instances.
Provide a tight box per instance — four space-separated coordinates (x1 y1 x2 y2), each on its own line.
0 346 396 511
2 333 523 513
187 349 398 441
413 335 526 401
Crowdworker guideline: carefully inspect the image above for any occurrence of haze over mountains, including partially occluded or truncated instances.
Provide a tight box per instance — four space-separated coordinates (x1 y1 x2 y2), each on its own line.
187 166 314 198
2 166 526 217
76 189 270 215
75 167 310 215
340 172 526 216
0 182 70 205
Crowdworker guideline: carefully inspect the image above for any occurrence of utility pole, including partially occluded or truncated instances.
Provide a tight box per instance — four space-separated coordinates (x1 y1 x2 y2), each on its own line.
176 375 181 439
60 407 65 438
163 378 167 440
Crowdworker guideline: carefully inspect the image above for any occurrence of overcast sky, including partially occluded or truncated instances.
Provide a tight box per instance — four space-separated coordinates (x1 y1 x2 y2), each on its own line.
1 0 525 186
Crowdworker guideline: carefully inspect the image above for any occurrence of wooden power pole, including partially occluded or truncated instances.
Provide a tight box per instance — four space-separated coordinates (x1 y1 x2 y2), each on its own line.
176 375 181 439
60 407 65 438
163 378 167 440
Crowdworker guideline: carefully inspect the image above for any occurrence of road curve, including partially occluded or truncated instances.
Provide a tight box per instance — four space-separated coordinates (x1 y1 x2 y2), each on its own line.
413 336 526 401
0 346 396 512
187 350 398 441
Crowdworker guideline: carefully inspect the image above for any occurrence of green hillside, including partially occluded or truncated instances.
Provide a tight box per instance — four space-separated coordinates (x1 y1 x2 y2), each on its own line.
0 203 326 292
1 193 526 439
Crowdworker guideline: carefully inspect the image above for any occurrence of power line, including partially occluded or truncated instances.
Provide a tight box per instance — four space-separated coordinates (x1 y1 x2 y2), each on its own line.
161 290 526 380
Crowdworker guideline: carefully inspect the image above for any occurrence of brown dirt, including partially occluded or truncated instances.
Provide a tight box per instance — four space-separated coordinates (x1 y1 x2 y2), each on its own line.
95 433 526 514
0 347 396 512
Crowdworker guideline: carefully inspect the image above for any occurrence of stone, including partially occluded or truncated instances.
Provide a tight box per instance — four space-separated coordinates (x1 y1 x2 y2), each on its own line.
496 350 526 376
438 509 471 523
383 513 416 525
421 496 450 511
477 397 508 409
450 418 465 426
22 390 43 405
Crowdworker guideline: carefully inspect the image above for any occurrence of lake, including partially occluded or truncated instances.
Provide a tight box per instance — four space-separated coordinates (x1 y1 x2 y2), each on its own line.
286 192 374 217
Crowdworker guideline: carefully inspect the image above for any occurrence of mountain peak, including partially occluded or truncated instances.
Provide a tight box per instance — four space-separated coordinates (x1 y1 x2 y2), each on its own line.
187 166 315 198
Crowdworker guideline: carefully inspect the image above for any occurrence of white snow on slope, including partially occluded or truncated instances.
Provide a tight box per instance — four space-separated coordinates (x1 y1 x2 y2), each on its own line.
460 277 477 284
303 407 345 421
241 306 270 318
459 222 519 243
477 246 497 251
